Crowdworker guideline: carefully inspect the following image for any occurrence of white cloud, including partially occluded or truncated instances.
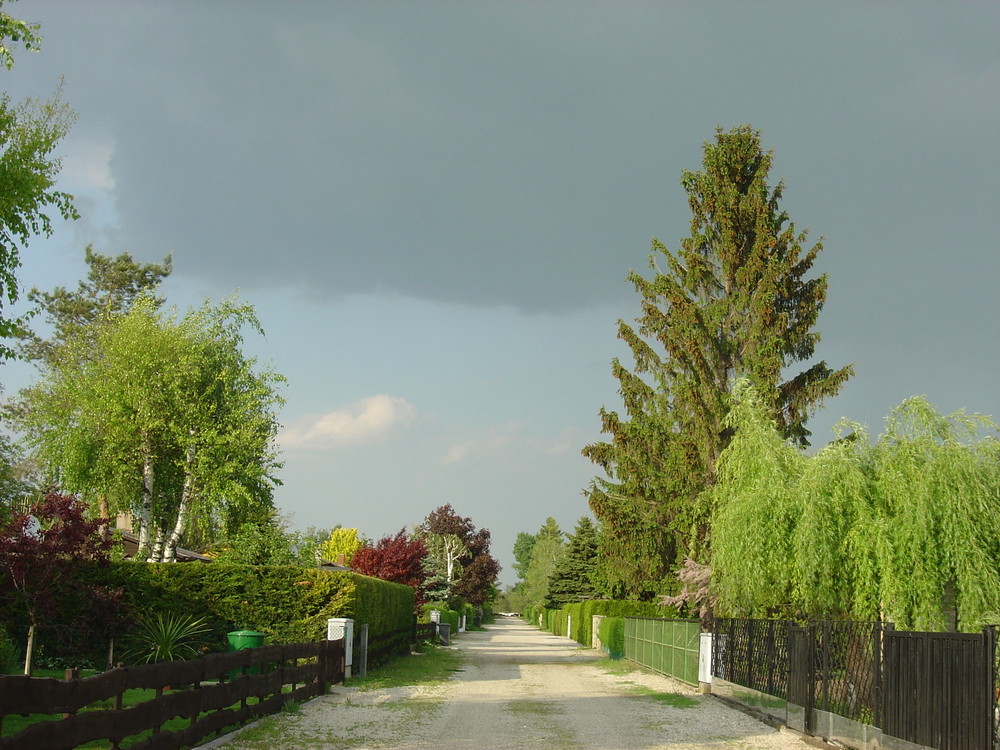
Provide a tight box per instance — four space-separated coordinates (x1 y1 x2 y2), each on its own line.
280 395 416 452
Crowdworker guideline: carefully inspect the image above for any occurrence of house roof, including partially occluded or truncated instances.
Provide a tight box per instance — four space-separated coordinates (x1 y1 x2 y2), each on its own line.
117 531 213 563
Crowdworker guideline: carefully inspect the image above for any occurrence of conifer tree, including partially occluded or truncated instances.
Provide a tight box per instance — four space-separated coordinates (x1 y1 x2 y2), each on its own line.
584 126 852 598
545 516 599 607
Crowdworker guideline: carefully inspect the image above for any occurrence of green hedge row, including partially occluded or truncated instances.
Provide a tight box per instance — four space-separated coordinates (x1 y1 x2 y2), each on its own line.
598 617 625 658
524 600 678 648
5 561 414 668
419 603 463 632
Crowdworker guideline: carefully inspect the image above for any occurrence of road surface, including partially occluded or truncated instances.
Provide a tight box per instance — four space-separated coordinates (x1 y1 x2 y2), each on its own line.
206 618 817 749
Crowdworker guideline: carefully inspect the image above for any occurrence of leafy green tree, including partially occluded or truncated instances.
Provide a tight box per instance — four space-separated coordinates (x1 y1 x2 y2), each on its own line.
15 297 285 561
319 527 363 565
210 515 300 566
0 4 78 357
520 518 566 610
511 531 536 580
583 126 852 598
710 382 1000 631
0 2 41 70
545 516 599 607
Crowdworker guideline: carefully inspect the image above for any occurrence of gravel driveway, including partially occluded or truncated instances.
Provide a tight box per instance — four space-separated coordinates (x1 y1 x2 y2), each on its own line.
207 618 818 749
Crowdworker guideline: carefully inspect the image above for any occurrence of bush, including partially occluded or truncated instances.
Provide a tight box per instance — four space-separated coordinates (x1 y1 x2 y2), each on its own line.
574 600 678 646
420 603 459 632
598 617 624 659
0 627 20 673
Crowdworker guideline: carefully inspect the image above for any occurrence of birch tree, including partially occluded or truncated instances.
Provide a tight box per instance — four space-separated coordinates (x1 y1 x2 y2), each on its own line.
16 296 284 560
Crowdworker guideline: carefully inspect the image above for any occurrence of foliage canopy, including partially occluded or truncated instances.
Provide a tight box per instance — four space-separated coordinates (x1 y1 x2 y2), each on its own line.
710 383 1000 631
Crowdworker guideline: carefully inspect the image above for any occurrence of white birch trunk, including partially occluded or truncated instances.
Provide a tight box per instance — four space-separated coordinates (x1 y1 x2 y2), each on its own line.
23 623 36 675
137 444 154 560
150 526 165 563
164 439 197 563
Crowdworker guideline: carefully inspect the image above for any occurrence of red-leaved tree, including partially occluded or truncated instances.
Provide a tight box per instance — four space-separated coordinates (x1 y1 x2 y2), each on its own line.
351 529 429 608
0 492 115 673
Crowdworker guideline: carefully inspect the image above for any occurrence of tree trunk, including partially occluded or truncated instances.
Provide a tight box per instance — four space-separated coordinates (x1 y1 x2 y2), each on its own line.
97 493 110 540
23 622 36 675
150 526 165 563
164 440 196 563
137 440 155 560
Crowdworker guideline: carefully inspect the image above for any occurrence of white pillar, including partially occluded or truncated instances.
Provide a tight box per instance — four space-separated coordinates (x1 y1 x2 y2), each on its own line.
698 632 713 694
328 618 354 678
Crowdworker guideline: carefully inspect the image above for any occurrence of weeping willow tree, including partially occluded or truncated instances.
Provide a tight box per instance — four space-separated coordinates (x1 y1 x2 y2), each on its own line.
710 382 1000 631
867 399 1000 631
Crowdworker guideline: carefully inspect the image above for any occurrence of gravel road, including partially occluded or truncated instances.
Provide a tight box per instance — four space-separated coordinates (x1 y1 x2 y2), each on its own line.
207 618 818 749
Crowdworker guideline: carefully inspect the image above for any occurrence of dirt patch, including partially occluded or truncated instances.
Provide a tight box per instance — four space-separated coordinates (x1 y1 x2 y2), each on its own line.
205 619 819 749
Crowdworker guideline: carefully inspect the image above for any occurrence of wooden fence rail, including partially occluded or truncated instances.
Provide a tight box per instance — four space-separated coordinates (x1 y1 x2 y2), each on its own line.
0 638 345 750
414 622 438 642
366 622 442 670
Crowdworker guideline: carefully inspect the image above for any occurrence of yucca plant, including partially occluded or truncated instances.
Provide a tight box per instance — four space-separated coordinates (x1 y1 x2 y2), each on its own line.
124 613 211 664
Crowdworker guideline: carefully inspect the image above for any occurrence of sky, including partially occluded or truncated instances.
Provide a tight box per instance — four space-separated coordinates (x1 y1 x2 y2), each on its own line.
1 1 998 586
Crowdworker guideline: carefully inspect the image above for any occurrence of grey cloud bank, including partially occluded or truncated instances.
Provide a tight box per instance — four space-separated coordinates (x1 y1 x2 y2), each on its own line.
3 1 998 582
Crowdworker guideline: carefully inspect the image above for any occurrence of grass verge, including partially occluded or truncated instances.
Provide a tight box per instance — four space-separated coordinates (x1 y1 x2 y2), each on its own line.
346 642 463 692
586 657 699 708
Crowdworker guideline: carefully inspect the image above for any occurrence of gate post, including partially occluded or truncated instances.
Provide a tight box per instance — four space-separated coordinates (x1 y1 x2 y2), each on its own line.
786 623 815 734
698 632 713 694
327 618 354 678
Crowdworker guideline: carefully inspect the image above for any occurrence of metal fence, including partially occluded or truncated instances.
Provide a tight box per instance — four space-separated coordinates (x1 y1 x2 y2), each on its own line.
882 627 995 750
712 618 998 750
624 618 700 685
712 617 790 700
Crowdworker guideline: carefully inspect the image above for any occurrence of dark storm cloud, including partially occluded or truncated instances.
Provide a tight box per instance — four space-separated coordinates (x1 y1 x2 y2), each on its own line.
5 2 999 317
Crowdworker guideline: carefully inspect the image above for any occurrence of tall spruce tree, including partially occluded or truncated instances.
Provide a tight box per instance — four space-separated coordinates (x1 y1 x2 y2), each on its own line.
584 126 852 599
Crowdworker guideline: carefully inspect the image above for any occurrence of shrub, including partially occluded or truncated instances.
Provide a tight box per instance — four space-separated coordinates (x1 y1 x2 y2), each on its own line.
598 617 624 658
420 603 459 632
123 613 211 664
0 627 19 673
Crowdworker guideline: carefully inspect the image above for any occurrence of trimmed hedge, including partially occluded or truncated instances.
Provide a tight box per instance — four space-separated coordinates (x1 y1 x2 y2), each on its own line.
526 600 679 647
598 616 624 658
419 603 460 632
6 561 414 667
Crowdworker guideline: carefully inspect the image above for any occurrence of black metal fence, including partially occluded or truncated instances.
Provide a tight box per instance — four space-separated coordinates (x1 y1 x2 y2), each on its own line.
713 618 998 750
882 628 995 750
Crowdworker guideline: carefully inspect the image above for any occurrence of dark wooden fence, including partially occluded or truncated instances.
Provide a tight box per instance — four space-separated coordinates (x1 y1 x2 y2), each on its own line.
0 638 345 750
713 619 998 750
362 621 444 672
